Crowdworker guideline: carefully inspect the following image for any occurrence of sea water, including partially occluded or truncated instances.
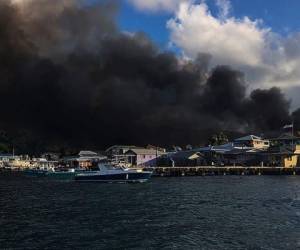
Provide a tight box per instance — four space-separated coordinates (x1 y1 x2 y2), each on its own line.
1 172 300 249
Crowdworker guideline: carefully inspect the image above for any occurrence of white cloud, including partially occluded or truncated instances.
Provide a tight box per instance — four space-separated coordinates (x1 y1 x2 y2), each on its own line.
167 1 300 92
10 0 28 4
167 2 268 67
127 0 192 12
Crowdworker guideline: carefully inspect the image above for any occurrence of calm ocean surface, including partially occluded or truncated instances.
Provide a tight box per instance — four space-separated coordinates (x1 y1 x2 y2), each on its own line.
1 173 300 249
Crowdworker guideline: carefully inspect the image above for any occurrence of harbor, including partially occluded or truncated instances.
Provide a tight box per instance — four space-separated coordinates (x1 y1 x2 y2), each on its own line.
3 0 300 249
2 132 300 178
0 134 300 181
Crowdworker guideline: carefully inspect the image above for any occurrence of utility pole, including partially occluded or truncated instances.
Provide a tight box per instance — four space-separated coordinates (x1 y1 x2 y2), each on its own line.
156 146 158 167
292 119 294 148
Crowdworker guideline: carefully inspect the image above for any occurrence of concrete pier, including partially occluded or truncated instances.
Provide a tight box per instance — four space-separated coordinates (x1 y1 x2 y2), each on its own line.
144 166 300 177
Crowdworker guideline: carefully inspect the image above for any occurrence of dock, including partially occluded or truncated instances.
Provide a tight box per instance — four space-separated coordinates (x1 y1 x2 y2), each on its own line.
144 166 300 177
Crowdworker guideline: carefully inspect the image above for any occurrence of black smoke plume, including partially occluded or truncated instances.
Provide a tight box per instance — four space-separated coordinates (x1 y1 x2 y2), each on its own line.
0 0 295 153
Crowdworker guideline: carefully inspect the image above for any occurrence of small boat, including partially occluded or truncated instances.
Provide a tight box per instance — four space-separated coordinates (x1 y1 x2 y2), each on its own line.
46 168 77 180
23 168 48 177
75 163 152 183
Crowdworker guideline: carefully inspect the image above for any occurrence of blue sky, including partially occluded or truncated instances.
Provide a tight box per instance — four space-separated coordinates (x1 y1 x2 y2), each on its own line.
118 2 171 48
228 0 300 34
119 0 300 49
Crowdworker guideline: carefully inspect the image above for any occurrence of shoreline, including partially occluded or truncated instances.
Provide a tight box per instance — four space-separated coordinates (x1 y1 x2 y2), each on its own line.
2 166 300 177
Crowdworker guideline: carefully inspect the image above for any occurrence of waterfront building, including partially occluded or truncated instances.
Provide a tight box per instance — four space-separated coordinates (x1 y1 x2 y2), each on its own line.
0 153 22 169
105 145 139 156
263 145 300 168
269 133 300 147
234 135 270 149
105 145 141 164
0 154 57 170
41 152 60 161
62 151 106 169
194 135 270 166
30 158 58 169
125 148 166 166
146 144 166 153
157 150 208 167
10 159 33 169
221 148 265 166
0 153 21 162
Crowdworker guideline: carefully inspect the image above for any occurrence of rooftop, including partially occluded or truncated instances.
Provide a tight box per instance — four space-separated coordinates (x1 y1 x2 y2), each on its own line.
78 150 98 156
168 151 204 160
105 145 139 152
270 133 300 141
235 135 264 141
125 148 166 155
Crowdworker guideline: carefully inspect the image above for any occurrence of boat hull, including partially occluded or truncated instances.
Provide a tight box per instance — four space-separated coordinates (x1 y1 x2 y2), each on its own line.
46 172 76 180
23 169 48 177
75 172 152 183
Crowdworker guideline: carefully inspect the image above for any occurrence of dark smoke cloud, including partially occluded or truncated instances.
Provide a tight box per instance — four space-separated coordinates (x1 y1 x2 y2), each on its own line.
0 0 295 153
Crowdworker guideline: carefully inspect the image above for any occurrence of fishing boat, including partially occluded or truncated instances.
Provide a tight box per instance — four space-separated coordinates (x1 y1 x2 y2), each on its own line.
74 163 152 183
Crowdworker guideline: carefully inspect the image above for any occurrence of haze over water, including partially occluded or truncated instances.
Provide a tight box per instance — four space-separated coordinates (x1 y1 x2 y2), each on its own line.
1 173 300 249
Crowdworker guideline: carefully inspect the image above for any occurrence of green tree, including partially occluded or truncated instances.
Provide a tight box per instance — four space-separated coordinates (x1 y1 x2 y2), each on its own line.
208 132 229 146
0 143 9 153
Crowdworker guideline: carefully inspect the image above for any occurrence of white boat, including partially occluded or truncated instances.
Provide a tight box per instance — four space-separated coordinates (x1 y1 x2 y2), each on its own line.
74 163 152 183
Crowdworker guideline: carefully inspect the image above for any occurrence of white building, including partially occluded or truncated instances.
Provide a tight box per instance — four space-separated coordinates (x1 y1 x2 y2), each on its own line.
234 135 270 149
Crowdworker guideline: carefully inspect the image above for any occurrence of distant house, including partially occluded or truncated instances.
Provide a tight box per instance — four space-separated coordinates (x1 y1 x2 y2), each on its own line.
0 153 20 162
41 152 60 161
146 145 166 153
125 148 166 167
78 150 98 158
158 150 208 167
234 135 270 149
222 148 265 166
63 150 106 169
105 145 140 164
263 145 300 168
105 145 139 156
220 144 300 168
188 134 300 167
269 133 300 147
259 134 300 167
31 158 57 169
195 138 269 166
192 143 234 166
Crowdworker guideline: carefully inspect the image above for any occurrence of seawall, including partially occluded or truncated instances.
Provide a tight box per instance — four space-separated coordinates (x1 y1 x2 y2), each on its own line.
144 166 300 177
